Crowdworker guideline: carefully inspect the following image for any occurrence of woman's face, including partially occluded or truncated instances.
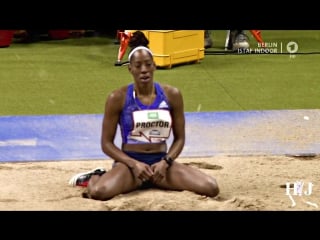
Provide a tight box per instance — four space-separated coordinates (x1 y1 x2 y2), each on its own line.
128 50 156 84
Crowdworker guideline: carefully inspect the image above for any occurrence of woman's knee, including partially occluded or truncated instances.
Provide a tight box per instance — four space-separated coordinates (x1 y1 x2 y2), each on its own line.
88 184 114 201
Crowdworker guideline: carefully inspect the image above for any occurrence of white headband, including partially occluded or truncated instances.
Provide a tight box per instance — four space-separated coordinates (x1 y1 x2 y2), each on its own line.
128 46 153 61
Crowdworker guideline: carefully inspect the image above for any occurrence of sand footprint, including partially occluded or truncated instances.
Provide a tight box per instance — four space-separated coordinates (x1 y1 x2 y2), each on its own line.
184 162 223 170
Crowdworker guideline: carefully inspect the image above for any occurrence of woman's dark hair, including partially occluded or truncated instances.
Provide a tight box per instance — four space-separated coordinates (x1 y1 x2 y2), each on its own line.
129 31 149 49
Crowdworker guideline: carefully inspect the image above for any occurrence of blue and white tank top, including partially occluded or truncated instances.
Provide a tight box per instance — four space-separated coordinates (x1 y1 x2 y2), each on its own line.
119 82 172 144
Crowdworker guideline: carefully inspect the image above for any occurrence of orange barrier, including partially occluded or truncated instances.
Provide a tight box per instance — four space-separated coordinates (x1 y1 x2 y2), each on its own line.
250 30 264 45
115 30 132 66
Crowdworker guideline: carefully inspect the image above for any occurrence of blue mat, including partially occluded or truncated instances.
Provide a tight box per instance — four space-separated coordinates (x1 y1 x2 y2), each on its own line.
1 110 319 162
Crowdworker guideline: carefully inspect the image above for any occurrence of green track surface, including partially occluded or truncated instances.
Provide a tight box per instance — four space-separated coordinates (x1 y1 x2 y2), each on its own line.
1 30 319 116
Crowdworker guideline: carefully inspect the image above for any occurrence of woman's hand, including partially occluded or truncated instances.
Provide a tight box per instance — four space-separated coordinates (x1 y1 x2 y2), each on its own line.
131 161 154 182
150 160 169 184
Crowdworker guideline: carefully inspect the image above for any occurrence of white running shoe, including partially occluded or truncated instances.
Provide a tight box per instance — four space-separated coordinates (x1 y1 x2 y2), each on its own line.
68 167 106 187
